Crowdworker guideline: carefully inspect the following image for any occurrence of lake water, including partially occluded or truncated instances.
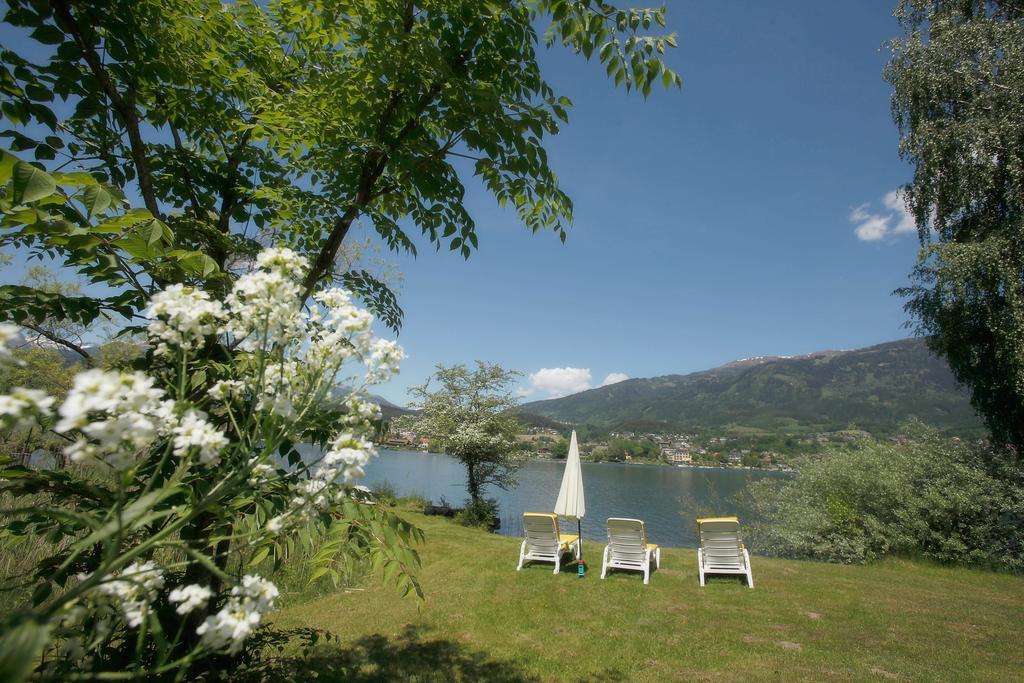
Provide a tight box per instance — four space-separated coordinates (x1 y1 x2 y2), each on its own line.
361 449 785 549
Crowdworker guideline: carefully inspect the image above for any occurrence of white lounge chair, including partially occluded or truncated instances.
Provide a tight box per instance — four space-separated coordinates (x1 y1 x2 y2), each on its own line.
697 516 753 588
516 512 580 574
600 518 660 584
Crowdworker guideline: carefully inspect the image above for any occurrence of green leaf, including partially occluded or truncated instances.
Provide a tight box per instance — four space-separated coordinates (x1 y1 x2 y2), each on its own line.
95 208 154 231
0 616 52 683
140 219 164 246
11 161 56 204
51 171 97 187
30 25 65 45
24 83 54 103
0 150 18 184
248 546 270 566
83 184 113 216
175 252 218 277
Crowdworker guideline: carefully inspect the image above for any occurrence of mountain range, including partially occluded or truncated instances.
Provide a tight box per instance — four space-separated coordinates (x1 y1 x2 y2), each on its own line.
519 338 982 437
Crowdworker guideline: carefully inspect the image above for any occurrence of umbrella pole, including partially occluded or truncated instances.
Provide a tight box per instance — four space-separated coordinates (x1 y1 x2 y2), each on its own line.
577 518 583 565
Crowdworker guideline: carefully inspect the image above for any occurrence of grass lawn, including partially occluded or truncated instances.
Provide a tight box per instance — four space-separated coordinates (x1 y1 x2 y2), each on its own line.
269 511 1024 682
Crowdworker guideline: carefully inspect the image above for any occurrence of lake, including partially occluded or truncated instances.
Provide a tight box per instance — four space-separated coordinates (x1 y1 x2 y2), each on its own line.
361 448 785 549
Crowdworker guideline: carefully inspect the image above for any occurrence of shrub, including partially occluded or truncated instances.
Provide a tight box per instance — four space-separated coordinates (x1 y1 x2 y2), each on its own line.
455 497 500 530
396 494 429 512
372 481 399 507
748 426 1024 571
0 249 422 682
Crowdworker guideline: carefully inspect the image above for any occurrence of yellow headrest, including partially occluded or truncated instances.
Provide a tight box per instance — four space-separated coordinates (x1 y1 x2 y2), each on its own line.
523 512 557 519
697 516 740 525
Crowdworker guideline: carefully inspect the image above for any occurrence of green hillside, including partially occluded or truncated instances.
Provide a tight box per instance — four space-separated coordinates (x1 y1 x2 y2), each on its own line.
520 339 982 436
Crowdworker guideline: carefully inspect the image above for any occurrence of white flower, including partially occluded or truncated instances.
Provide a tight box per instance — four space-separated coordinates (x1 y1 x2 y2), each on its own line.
366 339 404 383
196 602 261 654
248 460 274 486
168 584 213 615
56 370 173 469
172 410 229 465
342 396 382 428
0 387 55 430
93 561 165 628
266 515 284 534
292 431 377 513
254 360 303 418
235 574 279 612
225 267 304 350
209 379 245 402
255 247 307 276
196 574 278 654
146 284 225 356
0 323 19 363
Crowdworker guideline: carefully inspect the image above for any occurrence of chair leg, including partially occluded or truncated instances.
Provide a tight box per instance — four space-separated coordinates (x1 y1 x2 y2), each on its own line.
744 549 754 588
553 550 561 574
655 547 661 569
600 546 609 579
643 557 650 585
698 549 705 587
517 541 526 571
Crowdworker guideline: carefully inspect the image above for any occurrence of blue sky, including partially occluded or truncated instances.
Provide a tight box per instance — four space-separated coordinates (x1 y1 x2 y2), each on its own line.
0 2 922 408
371 1 921 405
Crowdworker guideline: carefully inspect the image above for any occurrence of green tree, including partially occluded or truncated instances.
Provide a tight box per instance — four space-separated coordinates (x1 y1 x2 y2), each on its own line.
1 0 681 340
409 362 521 516
605 436 658 461
0 344 80 399
550 436 569 459
888 1 1024 455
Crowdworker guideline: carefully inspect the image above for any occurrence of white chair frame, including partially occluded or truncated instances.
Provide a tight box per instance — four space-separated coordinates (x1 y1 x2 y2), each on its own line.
697 517 754 588
516 513 580 574
600 517 661 585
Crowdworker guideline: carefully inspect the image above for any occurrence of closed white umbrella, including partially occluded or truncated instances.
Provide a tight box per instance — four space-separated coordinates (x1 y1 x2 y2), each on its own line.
554 430 586 568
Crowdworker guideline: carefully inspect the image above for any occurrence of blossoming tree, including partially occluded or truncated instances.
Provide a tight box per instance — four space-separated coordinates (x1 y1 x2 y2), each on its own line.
408 362 522 526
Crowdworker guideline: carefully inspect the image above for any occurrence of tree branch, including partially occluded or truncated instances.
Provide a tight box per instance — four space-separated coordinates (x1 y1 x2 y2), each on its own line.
22 323 92 362
51 0 162 219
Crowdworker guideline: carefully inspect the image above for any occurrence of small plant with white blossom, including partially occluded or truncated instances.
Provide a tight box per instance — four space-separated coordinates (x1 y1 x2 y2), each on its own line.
0 247 422 682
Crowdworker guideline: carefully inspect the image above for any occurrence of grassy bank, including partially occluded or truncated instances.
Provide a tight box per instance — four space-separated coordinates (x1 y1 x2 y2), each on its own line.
269 511 1024 682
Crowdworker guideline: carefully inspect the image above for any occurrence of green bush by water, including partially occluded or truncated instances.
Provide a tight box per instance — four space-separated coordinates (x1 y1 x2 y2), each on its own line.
748 425 1024 570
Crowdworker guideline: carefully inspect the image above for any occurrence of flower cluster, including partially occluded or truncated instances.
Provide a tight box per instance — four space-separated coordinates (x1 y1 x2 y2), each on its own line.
367 339 404 383
171 410 229 465
341 395 383 428
0 387 54 431
168 584 213 616
196 575 278 654
56 370 177 469
223 247 306 349
93 562 165 628
258 360 302 418
145 284 225 357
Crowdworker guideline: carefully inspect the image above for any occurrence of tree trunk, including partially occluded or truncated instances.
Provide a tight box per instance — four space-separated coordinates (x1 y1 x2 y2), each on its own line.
466 461 481 507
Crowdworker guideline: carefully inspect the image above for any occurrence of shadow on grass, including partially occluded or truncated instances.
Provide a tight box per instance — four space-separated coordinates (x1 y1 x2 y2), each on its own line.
251 625 540 682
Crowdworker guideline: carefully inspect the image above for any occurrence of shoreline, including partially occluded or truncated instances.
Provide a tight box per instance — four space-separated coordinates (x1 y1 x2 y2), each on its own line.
378 446 791 473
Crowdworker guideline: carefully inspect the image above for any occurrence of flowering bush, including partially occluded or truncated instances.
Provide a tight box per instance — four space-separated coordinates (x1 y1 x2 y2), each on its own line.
0 248 421 682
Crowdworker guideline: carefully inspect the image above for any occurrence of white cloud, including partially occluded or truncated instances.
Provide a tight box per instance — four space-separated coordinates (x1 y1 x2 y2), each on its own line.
851 189 918 242
601 372 629 386
851 206 891 241
883 189 917 234
529 367 593 398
